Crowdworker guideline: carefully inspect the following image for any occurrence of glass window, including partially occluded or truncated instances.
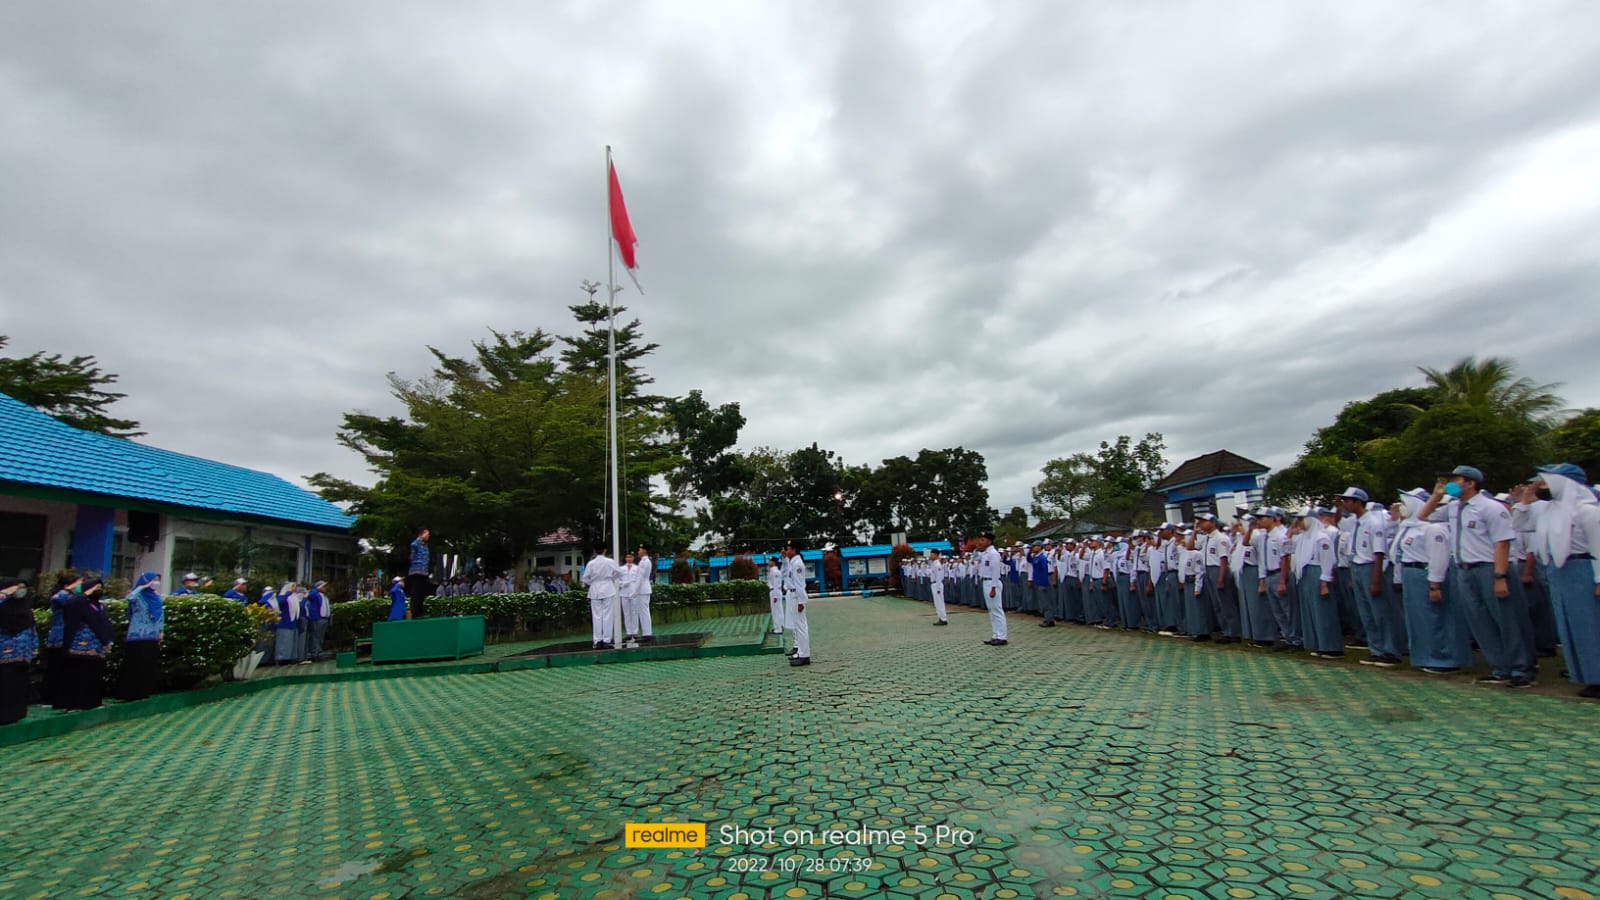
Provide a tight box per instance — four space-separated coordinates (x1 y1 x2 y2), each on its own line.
171 536 243 581
310 549 353 593
536 555 556 567
108 532 140 582
0 512 46 580
247 544 300 586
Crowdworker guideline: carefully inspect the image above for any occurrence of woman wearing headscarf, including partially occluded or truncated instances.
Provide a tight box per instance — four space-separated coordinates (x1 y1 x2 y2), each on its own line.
387 576 409 621
118 571 164 700
304 581 331 662
59 577 111 710
1516 464 1600 699
273 582 302 665
257 584 278 665
1391 489 1470 674
0 578 38 724
44 573 82 708
1292 508 1342 658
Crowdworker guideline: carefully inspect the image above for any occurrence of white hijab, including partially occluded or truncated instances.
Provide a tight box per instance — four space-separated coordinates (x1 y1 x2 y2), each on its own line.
1294 512 1323 577
1535 472 1597 567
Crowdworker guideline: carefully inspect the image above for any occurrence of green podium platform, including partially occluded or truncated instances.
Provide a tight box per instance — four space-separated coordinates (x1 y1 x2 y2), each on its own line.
371 615 486 664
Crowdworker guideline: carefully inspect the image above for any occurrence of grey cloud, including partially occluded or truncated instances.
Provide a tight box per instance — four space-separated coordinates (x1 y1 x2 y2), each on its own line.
3 0 1599 520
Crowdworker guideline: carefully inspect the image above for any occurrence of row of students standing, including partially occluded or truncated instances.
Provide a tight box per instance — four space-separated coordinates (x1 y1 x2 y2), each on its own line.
899 462 1600 700
0 572 167 724
230 579 332 665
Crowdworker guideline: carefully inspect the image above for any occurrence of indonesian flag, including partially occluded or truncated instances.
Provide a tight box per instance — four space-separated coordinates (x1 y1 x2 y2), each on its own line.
608 160 642 292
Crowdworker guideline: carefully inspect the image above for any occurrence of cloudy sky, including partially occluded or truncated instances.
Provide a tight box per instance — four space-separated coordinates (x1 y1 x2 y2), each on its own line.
4 1 1600 515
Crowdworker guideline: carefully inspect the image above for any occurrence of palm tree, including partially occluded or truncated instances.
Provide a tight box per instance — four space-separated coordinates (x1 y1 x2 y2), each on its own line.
1417 356 1566 429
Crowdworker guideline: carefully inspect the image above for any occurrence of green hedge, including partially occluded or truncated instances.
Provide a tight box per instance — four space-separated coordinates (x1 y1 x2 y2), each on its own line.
24 581 773 693
33 595 260 690
325 598 393 649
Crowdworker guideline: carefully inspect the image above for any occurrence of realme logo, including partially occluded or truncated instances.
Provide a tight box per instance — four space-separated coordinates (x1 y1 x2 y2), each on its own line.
624 822 706 849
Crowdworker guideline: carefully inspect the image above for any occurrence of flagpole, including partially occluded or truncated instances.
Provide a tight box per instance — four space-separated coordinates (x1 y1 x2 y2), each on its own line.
606 145 624 647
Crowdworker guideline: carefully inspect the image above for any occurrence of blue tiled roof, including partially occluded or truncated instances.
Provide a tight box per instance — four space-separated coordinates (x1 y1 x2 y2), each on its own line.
0 392 354 531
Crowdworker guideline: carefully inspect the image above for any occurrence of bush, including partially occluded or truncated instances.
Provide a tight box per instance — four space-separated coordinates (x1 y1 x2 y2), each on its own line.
669 554 698 584
887 544 916 591
325 598 392 649
727 556 758 581
426 592 588 636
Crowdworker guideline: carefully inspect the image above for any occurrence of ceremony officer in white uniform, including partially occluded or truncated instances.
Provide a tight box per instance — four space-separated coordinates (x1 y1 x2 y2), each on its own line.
975 529 1007 645
581 546 620 650
634 543 655 642
766 556 785 635
782 540 811 666
928 548 949 625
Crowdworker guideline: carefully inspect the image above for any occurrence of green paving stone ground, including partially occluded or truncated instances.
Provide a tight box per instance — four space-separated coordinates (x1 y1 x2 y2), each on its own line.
4 596 1600 900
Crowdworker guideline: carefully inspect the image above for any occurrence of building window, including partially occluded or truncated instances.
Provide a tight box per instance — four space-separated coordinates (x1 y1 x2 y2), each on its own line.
0 512 46 580
310 549 354 593
247 545 301 586
171 536 244 581
535 555 556 568
109 532 140 582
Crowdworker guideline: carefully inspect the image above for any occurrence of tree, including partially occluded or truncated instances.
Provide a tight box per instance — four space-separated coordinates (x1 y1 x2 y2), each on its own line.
1418 356 1563 428
1030 453 1097 521
995 506 1031 549
311 309 687 577
1031 434 1167 527
0 335 142 436
1266 388 1435 504
1373 402 1541 494
1548 409 1600 479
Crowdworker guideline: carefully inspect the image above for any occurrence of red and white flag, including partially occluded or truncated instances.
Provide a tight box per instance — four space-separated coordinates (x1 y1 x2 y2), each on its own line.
608 159 642 293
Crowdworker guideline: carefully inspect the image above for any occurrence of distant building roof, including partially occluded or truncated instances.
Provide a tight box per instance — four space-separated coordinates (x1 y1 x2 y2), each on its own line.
0 392 354 532
1153 450 1269 492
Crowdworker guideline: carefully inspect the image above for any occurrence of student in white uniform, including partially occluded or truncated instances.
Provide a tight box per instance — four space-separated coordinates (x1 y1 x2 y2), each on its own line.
766 556 785 635
975 529 1007 645
618 552 642 642
928 548 949 625
634 544 655 642
782 540 811 666
581 547 620 650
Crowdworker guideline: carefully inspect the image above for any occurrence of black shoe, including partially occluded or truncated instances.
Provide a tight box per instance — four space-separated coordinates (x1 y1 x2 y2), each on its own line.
1506 677 1536 689
1190 634 1212 643
1475 675 1511 685
639 636 655 643
1157 629 1177 636
933 620 948 626
1039 621 1055 628
1347 641 1369 651
1216 636 1239 645
786 648 798 657
1577 684 1600 699
1270 642 1294 653
1420 666 1458 675
983 639 1008 646
1250 641 1274 648
1313 651 1344 659
789 656 811 667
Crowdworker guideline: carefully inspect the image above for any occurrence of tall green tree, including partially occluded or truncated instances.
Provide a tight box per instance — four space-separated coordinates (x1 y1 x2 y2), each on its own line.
1548 409 1600 478
1418 356 1564 428
1031 433 1167 527
0 335 142 436
1266 387 1435 503
311 309 688 575
1030 453 1096 521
